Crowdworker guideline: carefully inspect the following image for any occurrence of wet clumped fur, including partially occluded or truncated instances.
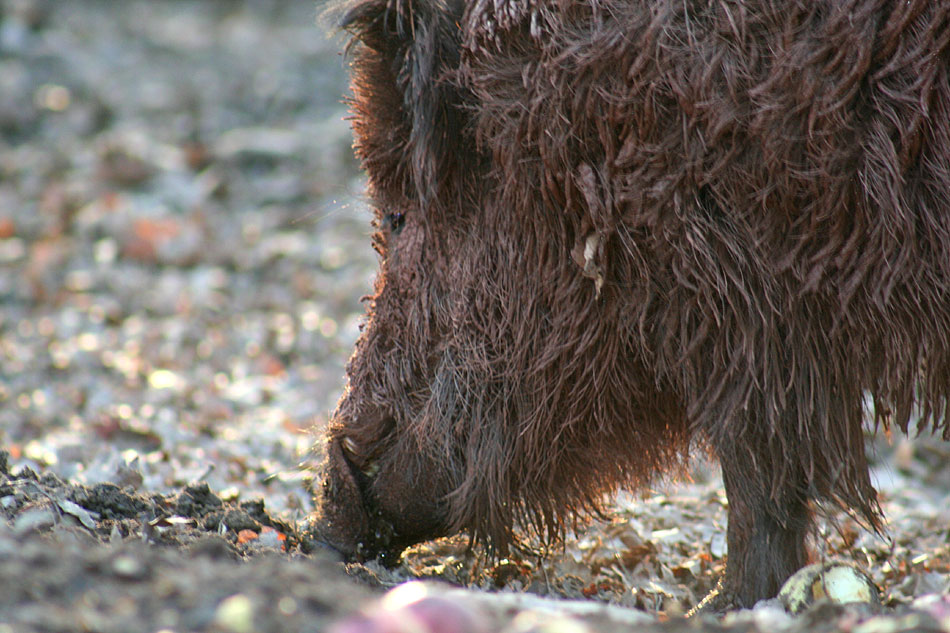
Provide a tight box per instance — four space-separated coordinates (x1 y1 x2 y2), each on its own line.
315 0 950 609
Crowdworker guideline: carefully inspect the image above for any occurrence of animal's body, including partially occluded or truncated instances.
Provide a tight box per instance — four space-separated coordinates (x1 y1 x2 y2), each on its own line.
315 0 950 608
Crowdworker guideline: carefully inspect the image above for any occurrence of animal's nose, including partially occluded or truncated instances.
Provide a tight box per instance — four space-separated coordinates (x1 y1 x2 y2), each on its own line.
312 437 372 559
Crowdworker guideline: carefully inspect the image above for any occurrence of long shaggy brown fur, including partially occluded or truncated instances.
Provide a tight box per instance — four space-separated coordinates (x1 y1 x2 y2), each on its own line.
315 0 950 608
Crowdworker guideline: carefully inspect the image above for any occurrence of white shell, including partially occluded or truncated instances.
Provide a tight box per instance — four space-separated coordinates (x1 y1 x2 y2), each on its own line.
779 562 880 614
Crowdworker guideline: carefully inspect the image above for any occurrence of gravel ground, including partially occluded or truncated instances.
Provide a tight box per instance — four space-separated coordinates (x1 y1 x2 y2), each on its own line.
0 0 369 514
0 1 948 632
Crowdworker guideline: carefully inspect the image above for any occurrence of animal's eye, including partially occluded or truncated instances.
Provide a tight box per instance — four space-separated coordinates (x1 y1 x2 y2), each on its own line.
385 212 405 235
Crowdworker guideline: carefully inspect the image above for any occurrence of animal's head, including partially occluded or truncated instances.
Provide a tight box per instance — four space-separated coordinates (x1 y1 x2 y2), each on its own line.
313 0 685 563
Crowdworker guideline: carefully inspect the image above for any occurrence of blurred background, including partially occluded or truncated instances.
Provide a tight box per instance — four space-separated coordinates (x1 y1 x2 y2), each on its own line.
0 0 376 516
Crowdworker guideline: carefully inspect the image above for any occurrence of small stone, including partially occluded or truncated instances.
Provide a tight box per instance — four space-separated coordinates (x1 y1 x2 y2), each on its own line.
13 504 56 534
214 594 255 633
111 555 145 579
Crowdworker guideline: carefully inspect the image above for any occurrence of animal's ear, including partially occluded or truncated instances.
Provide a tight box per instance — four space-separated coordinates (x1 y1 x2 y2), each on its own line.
340 0 472 207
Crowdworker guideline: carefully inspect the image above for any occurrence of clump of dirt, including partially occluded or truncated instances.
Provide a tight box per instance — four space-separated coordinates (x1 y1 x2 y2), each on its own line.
2 451 300 555
0 449 380 633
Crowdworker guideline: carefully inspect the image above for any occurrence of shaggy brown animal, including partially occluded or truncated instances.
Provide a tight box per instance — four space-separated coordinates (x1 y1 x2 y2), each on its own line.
314 0 950 609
